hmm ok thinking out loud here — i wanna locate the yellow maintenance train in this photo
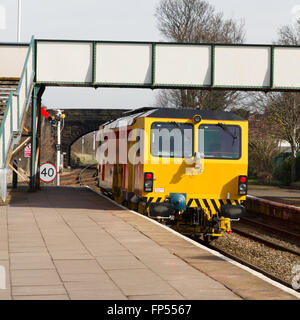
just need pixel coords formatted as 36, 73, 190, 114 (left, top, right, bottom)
97, 107, 248, 242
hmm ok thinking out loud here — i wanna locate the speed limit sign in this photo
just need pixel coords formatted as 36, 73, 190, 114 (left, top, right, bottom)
40, 162, 57, 183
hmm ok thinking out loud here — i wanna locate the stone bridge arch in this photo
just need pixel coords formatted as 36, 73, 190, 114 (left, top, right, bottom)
49, 108, 128, 166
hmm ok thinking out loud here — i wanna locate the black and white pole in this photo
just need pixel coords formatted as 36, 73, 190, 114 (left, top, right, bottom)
56, 110, 61, 186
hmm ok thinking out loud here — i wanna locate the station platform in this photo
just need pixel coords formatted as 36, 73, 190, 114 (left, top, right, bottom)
0, 186, 298, 300
248, 184, 300, 207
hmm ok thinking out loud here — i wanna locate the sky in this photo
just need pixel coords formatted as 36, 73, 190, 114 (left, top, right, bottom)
0, 0, 300, 110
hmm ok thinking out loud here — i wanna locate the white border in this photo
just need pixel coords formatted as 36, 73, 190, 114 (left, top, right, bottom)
86, 186, 300, 299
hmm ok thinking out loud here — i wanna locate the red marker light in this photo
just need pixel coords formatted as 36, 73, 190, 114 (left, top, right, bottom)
41, 106, 50, 118
145, 173, 153, 180
240, 176, 247, 183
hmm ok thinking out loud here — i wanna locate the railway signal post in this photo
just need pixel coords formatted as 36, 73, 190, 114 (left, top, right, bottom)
54, 109, 65, 186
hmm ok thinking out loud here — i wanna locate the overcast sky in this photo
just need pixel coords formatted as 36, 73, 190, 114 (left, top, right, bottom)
1, 0, 300, 109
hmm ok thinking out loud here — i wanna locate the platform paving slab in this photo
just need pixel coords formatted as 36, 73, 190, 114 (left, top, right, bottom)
12, 284, 67, 296
10, 253, 55, 270
107, 268, 184, 297
64, 280, 127, 300
128, 294, 185, 300
96, 255, 147, 270
14, 295, 69, 300
0, 186, 298, 300
11, 269, 62, 287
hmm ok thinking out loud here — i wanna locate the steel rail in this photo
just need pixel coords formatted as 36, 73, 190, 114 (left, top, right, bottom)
231, 225, 300, 256
78, 163, 97, 186
241, 216, 300, 241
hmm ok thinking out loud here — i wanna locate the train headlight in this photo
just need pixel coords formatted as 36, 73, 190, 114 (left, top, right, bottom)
193, 114, 202, 124
144, 180, 153, 188
239, 183, 247, 192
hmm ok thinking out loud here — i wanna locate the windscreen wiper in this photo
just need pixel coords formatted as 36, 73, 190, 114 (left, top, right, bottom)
217, 122, 237, 145
170, 121, 181, 129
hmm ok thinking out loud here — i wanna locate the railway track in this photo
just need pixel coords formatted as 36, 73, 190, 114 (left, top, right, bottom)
241, 216, 300, 243
231, 223, 300, 257
60, 164, 97, 186
78, 163, 98, 186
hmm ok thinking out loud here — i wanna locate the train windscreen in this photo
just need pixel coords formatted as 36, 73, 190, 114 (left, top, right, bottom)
151, 122, 194, 158
199, 124, 241, 159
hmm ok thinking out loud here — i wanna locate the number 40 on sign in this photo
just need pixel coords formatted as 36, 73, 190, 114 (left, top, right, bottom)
40, 162, 57, 183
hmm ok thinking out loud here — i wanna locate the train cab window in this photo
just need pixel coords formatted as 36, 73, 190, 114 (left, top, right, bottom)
199, 124, 241, 159
151, 122, 193, 158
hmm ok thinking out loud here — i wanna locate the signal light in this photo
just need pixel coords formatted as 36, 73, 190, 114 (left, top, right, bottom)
238, 175, 248, 195
144, 172, 153, 192
145, 173, 153, 180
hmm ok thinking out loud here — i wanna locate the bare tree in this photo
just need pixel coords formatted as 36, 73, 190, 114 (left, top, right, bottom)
249, 22, 300, 183
252, 91, 300, 182
244, 20, 300, 183
155, 0, 245, 110
248, 112, 280, 181
277, 20, 300, 45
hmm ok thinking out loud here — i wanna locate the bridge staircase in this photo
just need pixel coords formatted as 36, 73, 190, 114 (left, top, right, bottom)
0, 38, 35, 202
0, 79, 20, 126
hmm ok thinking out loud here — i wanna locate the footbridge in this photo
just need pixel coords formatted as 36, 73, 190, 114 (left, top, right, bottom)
1, 36, 300, 200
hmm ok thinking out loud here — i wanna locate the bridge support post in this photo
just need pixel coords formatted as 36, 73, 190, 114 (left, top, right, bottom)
36, 85, 44, 190
12, 159, 18, 188
30, 85, 45, 190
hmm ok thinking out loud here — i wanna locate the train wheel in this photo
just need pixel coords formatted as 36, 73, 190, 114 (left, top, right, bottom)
122, 200, 128, 207
204, 234, 220, 244
204, 234, 212, 244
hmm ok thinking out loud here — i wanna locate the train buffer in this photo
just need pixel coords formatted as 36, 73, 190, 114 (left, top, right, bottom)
0, 186, 298, 300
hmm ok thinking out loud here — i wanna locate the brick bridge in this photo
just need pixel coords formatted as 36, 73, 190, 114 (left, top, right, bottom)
48, 108, 129, 166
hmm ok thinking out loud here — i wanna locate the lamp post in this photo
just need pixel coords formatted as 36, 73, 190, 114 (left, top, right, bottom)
17, 0, 21, 42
